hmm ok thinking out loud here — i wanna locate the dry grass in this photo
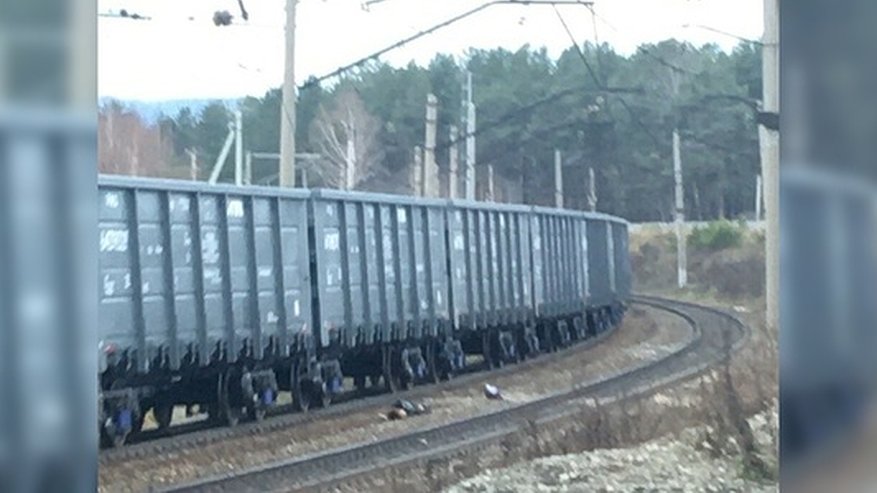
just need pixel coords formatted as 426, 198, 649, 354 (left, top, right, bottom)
626, 226, 778, 483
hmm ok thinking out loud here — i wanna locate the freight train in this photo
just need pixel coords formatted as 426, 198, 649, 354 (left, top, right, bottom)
98, 176, 632, 446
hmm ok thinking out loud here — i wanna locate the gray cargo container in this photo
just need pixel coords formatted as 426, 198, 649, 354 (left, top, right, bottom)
532, 207, 588, 318
447, 200, 536, 365
611, 220, 632, 301
446, 200, 533, 330
309, 189, 450, 346
585, 216, 613, 309
98, 177, 312, 372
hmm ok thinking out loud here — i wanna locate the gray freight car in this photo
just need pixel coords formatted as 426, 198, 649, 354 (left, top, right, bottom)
531, 207, 587, 350
531, 209, 629, 350
98, 177, 325, 446
309, 189, 460, 392
447, 199, 537, 368
610, 219, 632, 328
584, 213, 630, 327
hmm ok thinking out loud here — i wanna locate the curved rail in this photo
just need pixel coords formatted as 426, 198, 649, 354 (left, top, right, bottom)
160, 296, 749, 492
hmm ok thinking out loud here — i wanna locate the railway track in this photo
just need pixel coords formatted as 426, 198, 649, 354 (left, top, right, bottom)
155, 295, 749, 493
101, 308, 625, 465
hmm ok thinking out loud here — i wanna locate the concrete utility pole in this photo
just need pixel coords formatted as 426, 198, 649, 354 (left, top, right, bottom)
463, 72, 477, 200
554, 149, 564, 208
279, 0, 298, 187
588, 167, 597, 212
187, 149, 198, 181
234, 110, 243, 186
761, 0, 779, 332
208, 115, 241, 184
448, 125, 459, 198
673, 129, 688, 289
424, 94, 438, 197
486, 164, 495, 202
345, 137, 355, 190
413, 145, 424, 196
244, 151, 253, 185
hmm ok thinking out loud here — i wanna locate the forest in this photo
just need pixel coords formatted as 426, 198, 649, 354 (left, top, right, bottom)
98, 39, 762, 223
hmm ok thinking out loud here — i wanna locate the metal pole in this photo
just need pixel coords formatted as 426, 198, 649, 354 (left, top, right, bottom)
673, 129, 687, 288
761, 0, 779, 332
554, 149, 563, 208
234, 110, 243, 186
465, 72, 476, 200
279, 0, 297, 187
424, 94, 438, 197
448, 125, 459, 198
209, 126, 236, 184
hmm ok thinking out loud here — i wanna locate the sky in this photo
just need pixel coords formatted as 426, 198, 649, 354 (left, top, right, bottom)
98, 0, 764, 101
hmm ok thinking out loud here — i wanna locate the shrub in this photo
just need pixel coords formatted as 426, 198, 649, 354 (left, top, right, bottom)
689, 220, 744, 252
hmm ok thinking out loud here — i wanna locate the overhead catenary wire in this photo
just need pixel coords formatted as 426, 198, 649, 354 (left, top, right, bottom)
436, 83, 641, 153
552, 6, 664, 149
299, 0, 594, 91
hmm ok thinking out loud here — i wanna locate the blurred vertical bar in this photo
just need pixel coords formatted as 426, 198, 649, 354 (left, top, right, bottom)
781, 0, 877, 488
0, 0, 97, 491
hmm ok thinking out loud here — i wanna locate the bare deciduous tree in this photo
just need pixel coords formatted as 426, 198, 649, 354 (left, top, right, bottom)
99, 102, 176, 177
309, 88, 385, 190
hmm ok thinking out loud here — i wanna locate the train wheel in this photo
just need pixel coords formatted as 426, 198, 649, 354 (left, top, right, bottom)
539, 323, 556, 353
573, 316, 587, 341
381, 345, 398, 393
354, 375, 367, 391
369, 374, 383, 388
100, 424, 128, 448
292, 360, 311, 412
249, 405, 267, 422
315, 384, 333, 408
154, 401, 173, 430
218, 370, 243, 426
424, 342, 440, 384
482, 331, 495, 370
396, 349, 414, 391
248, 384, 268, 422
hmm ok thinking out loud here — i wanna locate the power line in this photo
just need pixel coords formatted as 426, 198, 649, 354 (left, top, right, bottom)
298, 0, 593, 91
479, 115, 599, 170
436, 83, 641, 153
682, 24, 764, 46
587, 7, 695, 75
587, 5, 603, 76
553, 5, 604, 88
552, 6, 663, 149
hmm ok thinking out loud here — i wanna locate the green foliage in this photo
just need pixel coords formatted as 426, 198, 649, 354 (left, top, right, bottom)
156, 40, 760, 221
688, 220, 744, 251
